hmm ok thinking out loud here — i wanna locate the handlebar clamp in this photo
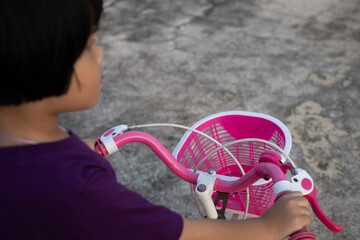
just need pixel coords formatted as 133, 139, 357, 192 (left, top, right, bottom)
273, 169, 314, 197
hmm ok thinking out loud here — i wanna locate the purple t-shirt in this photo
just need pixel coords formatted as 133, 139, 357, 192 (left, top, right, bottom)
0, 131, 183, 239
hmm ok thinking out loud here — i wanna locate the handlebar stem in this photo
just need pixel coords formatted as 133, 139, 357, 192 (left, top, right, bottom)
196, 171, 218, 219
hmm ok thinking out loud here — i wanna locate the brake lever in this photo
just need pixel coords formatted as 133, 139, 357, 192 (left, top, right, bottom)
289, 169, 343, 233
304, 186, 342, 232
260, 151, 343, 233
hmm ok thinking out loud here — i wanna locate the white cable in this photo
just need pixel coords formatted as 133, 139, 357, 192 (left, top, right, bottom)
129, 123, 250, 219
194, 138, 296, 171
129, 123, 246, 174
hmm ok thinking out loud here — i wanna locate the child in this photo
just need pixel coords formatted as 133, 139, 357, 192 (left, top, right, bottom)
0, 0, 311, 239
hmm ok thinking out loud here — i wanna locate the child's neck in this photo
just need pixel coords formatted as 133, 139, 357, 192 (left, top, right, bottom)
0, 100, 69, 146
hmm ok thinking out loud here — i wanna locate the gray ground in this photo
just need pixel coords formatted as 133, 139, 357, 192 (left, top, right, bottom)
59, 0, 360, 239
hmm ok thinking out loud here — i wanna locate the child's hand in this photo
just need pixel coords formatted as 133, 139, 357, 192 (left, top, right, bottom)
260, 191, 312, 240
82, 138, 96, 150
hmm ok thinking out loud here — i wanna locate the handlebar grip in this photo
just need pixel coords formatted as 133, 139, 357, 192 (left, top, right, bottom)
288, 228, 316, 240
95, 140, 107, 157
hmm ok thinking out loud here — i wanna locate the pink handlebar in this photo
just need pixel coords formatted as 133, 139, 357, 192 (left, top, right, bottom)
95, 131, 342, 234
96, 131, 199, 184
95, 131, 287, 192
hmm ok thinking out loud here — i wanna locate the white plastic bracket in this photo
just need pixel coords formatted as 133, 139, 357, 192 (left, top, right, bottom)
195, 170, 218, 219
273, 168, 314, 197
100, 125, 128, 155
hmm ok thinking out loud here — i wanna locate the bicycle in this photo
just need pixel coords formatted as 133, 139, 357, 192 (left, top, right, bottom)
94, 111, 342, 239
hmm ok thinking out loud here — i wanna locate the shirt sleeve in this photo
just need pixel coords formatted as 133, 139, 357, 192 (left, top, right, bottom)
71, 169, 184, 240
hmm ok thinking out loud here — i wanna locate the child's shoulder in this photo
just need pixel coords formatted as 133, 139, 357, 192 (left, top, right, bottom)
0, 130, 116, 192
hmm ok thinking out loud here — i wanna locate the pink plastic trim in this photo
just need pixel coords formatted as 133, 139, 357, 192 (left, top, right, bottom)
103, 128, 115, 137
301, 178, 312, 191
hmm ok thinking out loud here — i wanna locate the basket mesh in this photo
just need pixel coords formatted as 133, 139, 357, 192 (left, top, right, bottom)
175, 114, 288, 216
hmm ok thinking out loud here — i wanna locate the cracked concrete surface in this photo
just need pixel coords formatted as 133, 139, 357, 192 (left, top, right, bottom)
286, 100, 348, 178
59, 0, 359, 239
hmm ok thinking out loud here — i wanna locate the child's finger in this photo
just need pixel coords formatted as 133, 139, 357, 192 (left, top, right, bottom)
291, 195, 310, 208
280, 192, 310, 208
295, 206, 311, 217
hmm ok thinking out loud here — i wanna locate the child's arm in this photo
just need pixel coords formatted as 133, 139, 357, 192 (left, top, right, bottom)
82, 138, 96, 150
180, 192, 311, 240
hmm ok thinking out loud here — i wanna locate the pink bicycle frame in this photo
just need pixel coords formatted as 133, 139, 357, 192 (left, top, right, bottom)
95, 131, 342, 238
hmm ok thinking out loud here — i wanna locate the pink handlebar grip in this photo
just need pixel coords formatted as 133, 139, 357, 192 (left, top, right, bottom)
288, 228, 316, 240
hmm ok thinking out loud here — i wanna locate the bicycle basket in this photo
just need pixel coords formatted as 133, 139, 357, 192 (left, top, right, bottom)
172, 111, 292, 217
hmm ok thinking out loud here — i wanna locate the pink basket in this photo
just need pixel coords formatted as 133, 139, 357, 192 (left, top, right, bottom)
173, 111, 292, 217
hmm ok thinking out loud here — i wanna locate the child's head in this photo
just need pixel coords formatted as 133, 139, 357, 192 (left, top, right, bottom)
0, 0, 103, 107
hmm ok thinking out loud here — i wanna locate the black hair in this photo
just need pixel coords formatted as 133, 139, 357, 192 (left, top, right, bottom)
0, 0, 103, 105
